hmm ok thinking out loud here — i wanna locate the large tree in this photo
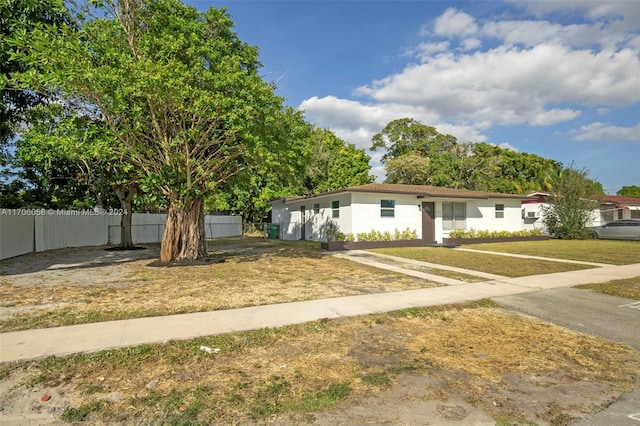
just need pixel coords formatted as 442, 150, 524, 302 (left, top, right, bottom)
471, 143, 563, 194
205, 107, 313, 223
16, 102, 139, 247
303, 128, 373, 194
207, 125, 373, 223
372, 118, 565, 194
1, 0, 71, 152
617, 185, 640, 198
1, 0, 72, 202
12, 0, 295, 262
371, 118, 458, 165
542, 164, 603, 239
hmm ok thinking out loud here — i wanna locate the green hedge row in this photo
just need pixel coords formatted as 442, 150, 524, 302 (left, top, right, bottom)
448, 228, 545, 239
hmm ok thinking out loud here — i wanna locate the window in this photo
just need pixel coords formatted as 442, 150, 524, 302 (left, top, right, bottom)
331, 201, 339, 218
495, 204, 505, 219
631, 210, 640, 219
313, 203, 320, 214
442, 202, 466, 230
601, 209, 614, 223
381, 199, 395, 217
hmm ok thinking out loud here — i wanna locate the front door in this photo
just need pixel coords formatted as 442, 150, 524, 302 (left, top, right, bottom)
300, 206, 306, 240
421, 202, 435, 243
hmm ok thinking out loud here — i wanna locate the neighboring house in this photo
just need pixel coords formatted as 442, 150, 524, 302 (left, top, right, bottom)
269, 183, 533, 243
522, 192, 640, 231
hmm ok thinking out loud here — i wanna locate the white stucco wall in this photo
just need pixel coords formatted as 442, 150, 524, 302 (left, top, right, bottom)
430, 198, 523, 241
271, 193, 528, 243
350, 193, 422, 237
271, 193, 353, 241
469, 199, 523, 232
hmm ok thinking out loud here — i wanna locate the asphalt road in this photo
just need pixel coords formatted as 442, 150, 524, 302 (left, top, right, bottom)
493, 288, 640, 426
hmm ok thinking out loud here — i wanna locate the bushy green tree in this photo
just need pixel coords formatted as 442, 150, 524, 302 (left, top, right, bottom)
372, 118, 565, 194
10, 0, 299, 262
16, 102, 140, 247
542, 165, 603, 239
304, 128, 373, 194
1, 0, 72, 204
617, 185, 640, 198
1, 0, 71, 153
371, 118, 458, 165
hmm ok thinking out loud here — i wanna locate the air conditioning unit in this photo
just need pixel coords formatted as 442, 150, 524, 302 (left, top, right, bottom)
526, 211, 540, 219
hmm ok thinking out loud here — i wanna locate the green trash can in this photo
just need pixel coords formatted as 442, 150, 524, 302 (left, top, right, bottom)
266, 223, 280, 239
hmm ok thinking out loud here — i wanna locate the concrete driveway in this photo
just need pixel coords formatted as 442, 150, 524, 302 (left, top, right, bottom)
493, 288, 640, 426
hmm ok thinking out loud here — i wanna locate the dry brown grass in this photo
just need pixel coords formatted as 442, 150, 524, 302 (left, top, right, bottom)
2, 237, 639, 424
2, 303, 637, 425
0, 238, 441, 331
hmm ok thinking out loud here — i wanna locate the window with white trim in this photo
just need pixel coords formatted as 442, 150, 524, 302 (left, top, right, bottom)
381, 199, 395, 217
443, 202, 466, 230
331, 201, 339, 218
313, 203, 320, 214
495, 204, 505, 219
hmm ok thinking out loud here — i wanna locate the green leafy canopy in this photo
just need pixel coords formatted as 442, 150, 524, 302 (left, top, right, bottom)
10, 0, 292, 206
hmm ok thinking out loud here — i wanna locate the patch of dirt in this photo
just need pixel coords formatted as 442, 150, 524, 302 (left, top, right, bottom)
0, 370, 73, 425
311, 374, 495, 426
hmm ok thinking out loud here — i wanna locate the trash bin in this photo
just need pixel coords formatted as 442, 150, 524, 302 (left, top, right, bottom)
266, 223, 280, 239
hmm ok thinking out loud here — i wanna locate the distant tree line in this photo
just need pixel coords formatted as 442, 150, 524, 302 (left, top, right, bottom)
370, 118, 606, 195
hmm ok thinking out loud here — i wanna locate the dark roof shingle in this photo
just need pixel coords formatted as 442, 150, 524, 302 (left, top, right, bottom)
273, 183, 534, 203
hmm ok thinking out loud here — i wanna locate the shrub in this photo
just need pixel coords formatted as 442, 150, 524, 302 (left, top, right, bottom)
354, 228, 418, 242
448, 228, 544, 239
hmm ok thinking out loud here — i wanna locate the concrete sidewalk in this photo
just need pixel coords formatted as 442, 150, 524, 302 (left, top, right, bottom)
1, 251, 639, 364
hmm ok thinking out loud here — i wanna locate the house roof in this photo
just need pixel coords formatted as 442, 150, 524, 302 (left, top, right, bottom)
275, 183, 535, 204
601, 195, 640, 206
525, 192, 640, 207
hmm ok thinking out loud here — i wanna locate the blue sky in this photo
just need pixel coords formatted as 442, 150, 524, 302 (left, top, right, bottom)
193, 0, 639, 194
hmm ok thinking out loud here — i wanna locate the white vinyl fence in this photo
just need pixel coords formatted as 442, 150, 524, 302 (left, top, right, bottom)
0, 209, 242, 260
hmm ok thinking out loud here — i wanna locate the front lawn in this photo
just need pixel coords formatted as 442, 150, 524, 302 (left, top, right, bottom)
576, 277, 640, 300
2, 301, 637, 425
370, 247, 594, 277
0, 237, 440, 332
468, 240, 640, 265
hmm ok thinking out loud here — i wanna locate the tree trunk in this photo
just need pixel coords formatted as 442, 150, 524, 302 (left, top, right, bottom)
160, 198, 208, 263
114, 183, 137, 249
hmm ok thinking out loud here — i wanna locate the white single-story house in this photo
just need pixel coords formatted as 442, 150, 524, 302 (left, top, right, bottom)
522, 192, 640, 231
269, 183, 533, 243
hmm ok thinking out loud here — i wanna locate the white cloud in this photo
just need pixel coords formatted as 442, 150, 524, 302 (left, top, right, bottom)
510, 0, 640, 48
530, 108, 581, 126
482, 19, 611, 48
515, 0, 638, 21
355, 44, 640, 126
298, 2, 640, 181
461, 38, 482, 51
572, 122, 640, 142
410, 41, 450, 59
433, 8, 478, 38
299, 95, 486, 148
